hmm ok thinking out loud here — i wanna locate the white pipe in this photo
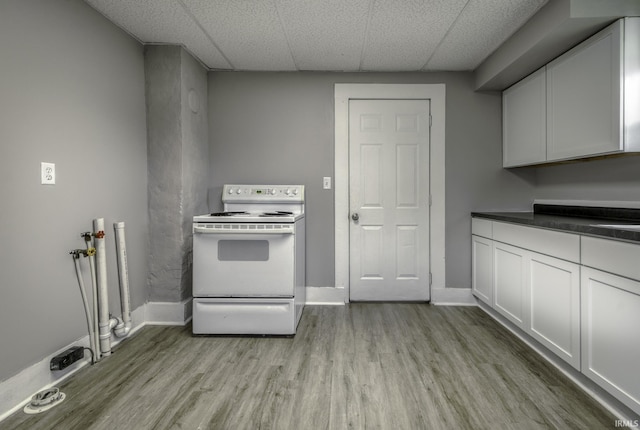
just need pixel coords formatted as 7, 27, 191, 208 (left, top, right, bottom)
84, 236, 101, 362
71, 253, 96, 364
93, 218, 111, 357
113, 221, 132, 337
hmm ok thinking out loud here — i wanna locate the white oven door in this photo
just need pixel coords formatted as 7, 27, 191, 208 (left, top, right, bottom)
192, 223, 295, 297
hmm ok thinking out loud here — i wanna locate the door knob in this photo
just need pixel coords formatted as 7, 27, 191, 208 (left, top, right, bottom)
351, 213, 359, 222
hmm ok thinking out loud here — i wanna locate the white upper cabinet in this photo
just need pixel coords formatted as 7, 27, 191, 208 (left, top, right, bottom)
624, 18, 640, 148
503, 67, 546, 167
502, 18, 640, 167
546, 20, 622, 161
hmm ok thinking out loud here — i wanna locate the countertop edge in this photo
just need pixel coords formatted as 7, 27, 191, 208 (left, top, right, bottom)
472, 212, 640, 243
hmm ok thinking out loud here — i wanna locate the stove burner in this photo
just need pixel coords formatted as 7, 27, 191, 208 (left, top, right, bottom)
261, 211, 294, 217
210, 211, 248, 216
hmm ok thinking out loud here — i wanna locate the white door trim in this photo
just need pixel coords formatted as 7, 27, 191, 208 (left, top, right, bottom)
335, 83, 446, 303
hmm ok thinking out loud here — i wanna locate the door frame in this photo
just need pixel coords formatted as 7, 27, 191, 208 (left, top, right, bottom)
335, 83, 446, 303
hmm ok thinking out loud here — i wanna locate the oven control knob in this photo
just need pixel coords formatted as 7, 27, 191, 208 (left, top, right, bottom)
293, 189, 298, 195
228, 188, 234, 194
236, 189, 242, 194
270, 189, 277, 195
285, 188, 291, 195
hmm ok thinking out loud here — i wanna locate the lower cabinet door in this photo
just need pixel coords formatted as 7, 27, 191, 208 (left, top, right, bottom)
581, 267, 640, 415
493, 242, 529, 330
472, 235, 493, 305
528, 253, 580, 369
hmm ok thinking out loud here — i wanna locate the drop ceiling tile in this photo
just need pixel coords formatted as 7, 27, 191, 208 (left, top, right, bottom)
85, 0, 231, 69
275, 0, 371, 71
424, 0, 547, 71
361, 0, 467, 71
182, 0, 297, 71
86, 0, 552, 72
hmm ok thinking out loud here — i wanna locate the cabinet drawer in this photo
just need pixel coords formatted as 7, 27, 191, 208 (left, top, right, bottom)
493, 222, 579, 263
471, 218, 492, 239
582, 236, 640, 281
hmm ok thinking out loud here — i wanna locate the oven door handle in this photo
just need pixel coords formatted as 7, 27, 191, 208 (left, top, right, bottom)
193, 226, 294, 235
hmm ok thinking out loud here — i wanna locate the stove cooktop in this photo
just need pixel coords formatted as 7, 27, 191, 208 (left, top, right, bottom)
194, 184, 305, 224
194, 211, 304, 223
209, 211, 293, 217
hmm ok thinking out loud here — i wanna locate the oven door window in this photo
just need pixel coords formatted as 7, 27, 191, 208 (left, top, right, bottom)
218, 240, 269, 261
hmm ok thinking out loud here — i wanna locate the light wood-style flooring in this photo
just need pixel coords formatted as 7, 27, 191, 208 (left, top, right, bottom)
2, 304, 616, 429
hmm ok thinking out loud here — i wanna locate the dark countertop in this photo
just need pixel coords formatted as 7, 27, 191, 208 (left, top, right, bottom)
472, 204, 640, 243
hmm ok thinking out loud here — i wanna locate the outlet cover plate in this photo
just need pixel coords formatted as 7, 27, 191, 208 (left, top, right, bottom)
41, 162, 55, 185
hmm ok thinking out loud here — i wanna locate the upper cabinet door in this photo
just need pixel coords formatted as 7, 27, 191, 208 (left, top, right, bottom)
546, 20, 623, 161
503, 67, 546, 167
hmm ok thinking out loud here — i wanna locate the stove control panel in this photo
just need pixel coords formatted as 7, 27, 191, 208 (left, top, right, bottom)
222, 184, 305, 203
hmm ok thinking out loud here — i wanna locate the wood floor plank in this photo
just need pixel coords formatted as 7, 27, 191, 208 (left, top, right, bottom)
1, 304, 621, 430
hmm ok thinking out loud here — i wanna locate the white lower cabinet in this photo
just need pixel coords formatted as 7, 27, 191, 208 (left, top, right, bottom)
472, 218, 640, 414
493, 242, 528, 330
491, 242, 581, 369
581, 267, 640, 414
471, 235, 493, 305
528, 253, 580, 370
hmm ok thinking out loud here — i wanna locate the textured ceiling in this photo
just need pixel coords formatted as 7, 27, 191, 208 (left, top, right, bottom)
85, 0, 548, 72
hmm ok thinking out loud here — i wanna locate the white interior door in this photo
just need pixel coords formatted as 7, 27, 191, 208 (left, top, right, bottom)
349, 99, 430, 301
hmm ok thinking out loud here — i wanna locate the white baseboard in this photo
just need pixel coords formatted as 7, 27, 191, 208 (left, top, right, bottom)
305, 286, 346, 305
304, 286, 476, 306
0, 341, 91, 423
430, 288, 475, 305
0, 304, 146, 422
0, 297, 212, 422
145, 298, 193, 325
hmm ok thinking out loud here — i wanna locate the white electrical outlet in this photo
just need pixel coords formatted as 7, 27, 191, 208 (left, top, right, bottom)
323, 176, 332, 190
41, 162, 55, 185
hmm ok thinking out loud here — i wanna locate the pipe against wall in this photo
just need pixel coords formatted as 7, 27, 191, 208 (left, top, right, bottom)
93, 218, 111, 357
83, 235, 101, 362
113, 221, 132, 337
71, 252, 96, 364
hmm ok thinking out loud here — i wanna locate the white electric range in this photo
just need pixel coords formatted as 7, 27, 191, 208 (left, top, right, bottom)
192, 184, 305, 335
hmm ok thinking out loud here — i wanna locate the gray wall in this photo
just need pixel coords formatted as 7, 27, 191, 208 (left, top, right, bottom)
533, 156, 640, 201
0, 0, 148, 382
208, 72, 536, 290
145, 46, 209, 302
179, 49, 209, 300
146, 46, 183, 302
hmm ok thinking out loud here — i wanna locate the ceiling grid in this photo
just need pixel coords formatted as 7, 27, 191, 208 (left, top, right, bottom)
85, 0, 548, 72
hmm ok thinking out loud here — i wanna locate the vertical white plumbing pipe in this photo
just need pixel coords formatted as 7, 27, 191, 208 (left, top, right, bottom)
84, 236, 101, 362
93, 218, 111, 357
113, 222, 132, 337
72, 253, 96, 364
